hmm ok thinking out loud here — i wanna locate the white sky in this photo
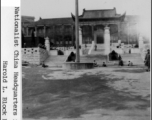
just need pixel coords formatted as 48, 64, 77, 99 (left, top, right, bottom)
21, 0, 151, 20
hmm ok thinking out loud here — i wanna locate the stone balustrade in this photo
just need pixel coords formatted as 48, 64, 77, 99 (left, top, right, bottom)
22, 47, 49, 64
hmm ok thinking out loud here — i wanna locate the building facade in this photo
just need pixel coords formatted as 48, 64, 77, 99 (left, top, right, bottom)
22, 8, 141, 48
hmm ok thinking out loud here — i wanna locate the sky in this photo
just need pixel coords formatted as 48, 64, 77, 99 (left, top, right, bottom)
21, 0, 151, 37
21, 0, 151, 20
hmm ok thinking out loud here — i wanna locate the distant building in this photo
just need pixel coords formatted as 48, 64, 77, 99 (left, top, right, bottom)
22, 8, 143, 48
22, 16, 35, 34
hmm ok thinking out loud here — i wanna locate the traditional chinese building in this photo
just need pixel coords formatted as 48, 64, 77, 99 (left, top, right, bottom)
22, 8, 141, 48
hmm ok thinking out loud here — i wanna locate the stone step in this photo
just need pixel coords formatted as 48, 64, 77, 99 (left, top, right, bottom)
121, 53, 144, 65
45, 55, 107, 66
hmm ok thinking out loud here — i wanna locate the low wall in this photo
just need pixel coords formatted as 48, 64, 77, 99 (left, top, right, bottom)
131, 49, 140, 53
22, 47, 49, 64
49, 50, 58, 56
62, 62, 94, 70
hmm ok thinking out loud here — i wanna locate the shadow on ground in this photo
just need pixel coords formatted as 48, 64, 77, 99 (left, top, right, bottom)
114, 68, 146, 73
22, 67, 150, 119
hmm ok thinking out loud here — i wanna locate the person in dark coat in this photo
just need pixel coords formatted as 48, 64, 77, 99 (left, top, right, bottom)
42, 61, 48, 68
128, 61, 133, 66
70, 52, 76, 62
94, 44, 97, 51
145, 49, 150, 71
93, 60, 98, 67
119, 59, 124, 66
118, 54, 122, 60
109, 50, 119, 61
66, 52, 76, 62
102, 62, 107, 67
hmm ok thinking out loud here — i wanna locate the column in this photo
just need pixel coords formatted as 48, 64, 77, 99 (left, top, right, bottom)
71, 25, 74, 46
35, 26, 37, 37
91, 25, 94, 40
79, 27, 82, 46
45, 37, 50, 52
62, 25, 65, 47
117, 23, 120, 40
26, 27, 29, 36
139, 34, 144, 49
93, 25, 97, 44
136, 23, 139, 44
53, 26, 55, 45
34, 26, 37, 46
104, 26, 111, 55
79, 27, 83, 56
22, 26, 25, 34
44, 25, 46, 38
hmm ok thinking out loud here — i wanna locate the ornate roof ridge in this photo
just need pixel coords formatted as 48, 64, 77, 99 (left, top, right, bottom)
36, 17, 72, 22
84, 7, 116, 12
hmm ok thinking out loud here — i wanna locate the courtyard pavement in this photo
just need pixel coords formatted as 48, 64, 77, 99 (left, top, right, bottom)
22, 65, 150, 120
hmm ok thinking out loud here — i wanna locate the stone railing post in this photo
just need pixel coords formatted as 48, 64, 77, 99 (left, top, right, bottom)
139, 35, 144, 49
79, 27, 82, 47
104, 26, 111, 55
45, 37, 50, 52
79, 27, 83, 55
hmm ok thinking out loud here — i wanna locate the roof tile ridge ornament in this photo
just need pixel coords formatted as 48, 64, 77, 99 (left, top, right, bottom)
82, 8, 85, 17
85, 8, 115, 12
114, 7, 117, 16
39, 17, 42, 21
121, 11, 126, 21
71, 13, 75, 21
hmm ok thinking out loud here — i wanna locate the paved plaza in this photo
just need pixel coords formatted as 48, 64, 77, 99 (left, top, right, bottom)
22, 65, 150, 120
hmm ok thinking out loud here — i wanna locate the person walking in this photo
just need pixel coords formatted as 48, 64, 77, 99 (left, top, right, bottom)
145, 49, 150, 71
94, 44, 97, 51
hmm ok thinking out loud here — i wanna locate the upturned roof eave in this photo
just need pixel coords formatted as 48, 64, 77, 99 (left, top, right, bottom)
71, 11, 126, 22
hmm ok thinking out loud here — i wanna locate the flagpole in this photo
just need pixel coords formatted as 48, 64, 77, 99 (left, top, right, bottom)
75, 0, 80, 62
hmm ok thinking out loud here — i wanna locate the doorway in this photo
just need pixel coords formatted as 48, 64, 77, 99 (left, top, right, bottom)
94, 29, 104, 44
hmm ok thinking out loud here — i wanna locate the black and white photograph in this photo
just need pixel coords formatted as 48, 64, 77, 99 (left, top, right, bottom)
21, 0, 151, 120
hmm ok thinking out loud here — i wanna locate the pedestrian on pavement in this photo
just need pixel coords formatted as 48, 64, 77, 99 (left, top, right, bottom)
119, 59, 124, 66
145, 49, 150, 71
102, 62, 107, 67
94, 44, 97, 51
42, 61, 48, 68
93, 60, 98, 67
128, 61, 133, 66
118, 54, 122, 60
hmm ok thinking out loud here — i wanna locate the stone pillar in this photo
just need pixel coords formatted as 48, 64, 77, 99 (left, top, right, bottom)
62, 25, 65, 47
71, 25, 74, 46
94, 32, 97, 44
91, 25, 94, 40
35, 26, 37, 37
118, 39, 121, 45
45, 37, 50, 52
79, 27, 82, 46
139, 35, 144, 49
53, 26, 55, 44
117, 23, 120, 39
26, 27, 29, 36
79, 27, 83, 56
104, 26, 111, 55
44, 25, 46, 38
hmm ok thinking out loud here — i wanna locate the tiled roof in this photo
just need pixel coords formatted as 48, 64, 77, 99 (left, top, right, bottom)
28, 17, 74, 27
80, 8, 121, 18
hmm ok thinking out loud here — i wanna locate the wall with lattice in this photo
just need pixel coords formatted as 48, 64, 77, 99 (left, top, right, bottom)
22, 47, 48, 64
